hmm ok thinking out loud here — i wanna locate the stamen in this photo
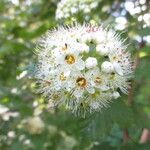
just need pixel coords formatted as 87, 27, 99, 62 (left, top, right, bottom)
65, 54, 75, 64
94, 76, 102, 85
59, 72, 66, 81
76, 77, 87, 87
62, 43, 68, 51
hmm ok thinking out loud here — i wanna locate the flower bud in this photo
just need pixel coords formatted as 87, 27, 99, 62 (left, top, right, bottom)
112, 91, 120, 99
93, 32, 106, 43
96, 44, 109, 56
85, 57, 98, 69
80, 34, 92, 43
25, 116, 45, 134
101, 61, 114, 73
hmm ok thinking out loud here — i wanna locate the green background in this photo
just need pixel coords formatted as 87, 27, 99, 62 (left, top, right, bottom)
0, 0, 150, 149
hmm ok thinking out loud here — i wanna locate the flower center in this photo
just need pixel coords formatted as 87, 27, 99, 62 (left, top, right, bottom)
59, 72, 66, 81
94, 76, 102, 85
76, 77, 87, 87
65, 55, 75, 64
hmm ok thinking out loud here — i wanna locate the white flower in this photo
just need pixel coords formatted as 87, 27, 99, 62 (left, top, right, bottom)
85, 57, 98, 69
87, 68, 109, 91
35, 23, 133, 116
72, 71, 95, 98
24, 116, 45, 134
51, 44, 85, 71
55, 0, 99, 20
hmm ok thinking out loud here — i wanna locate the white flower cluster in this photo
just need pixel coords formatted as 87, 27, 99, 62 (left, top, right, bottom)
35, 24, 133, 116
55, 0, 98, 20
24, 116, 45, 134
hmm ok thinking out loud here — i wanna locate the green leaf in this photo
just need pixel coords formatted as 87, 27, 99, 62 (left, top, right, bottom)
86, 99, 135, 140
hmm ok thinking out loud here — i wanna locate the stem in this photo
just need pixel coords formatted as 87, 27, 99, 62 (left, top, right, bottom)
123, 128, 130, 143
140, 129, 150, 143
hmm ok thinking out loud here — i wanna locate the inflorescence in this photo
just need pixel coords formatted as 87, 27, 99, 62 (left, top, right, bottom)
35, 23, 133, 117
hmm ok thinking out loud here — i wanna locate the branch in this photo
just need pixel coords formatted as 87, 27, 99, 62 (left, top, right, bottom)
140, 129, 150, 144
123, 128, 130, 143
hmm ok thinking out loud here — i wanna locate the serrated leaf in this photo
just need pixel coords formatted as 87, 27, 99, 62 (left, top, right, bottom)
85, 99, 135, 140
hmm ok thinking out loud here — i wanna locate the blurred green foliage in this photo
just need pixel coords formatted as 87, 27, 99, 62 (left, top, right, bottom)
0, 0, 150, 150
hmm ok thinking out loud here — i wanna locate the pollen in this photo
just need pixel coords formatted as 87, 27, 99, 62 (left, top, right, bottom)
76, 77, 87, 87
65, 54, 75, 64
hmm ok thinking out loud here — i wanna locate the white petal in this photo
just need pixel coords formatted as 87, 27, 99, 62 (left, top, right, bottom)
77, 43, 89, 53
86, 86, 95, 94
80, 33, 92, 43
63, 70, 71, 77
112, 91, 120, 99
67, 80, 76, 89
99, 85, 110, 91
90, 102, 99, 109
94, 32, 106, 43
73, 88, 84, 98
71, 7, 77, 14
113, 62, 123, 76
75, 59, 85, 70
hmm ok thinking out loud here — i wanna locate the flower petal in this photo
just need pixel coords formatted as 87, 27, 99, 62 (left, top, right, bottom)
75, 59, 85, 70
100, 85, 110, 91
86, 86, 95, 94
113, 62, 123, 76
73, 88, 84, 98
